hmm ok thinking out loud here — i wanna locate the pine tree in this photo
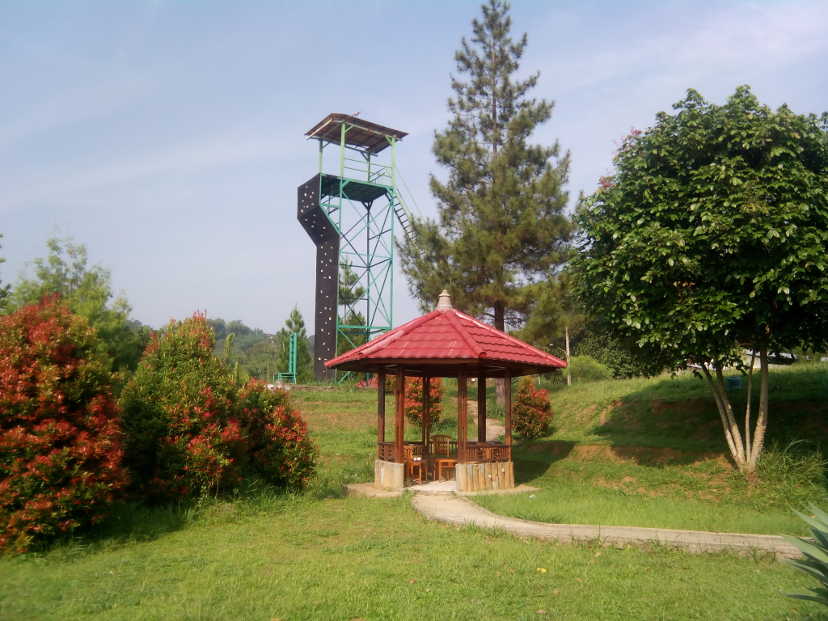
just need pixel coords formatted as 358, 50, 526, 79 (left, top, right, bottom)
276, 306, 312, 383
338, 261, 364, 309
400, 0, 573, 332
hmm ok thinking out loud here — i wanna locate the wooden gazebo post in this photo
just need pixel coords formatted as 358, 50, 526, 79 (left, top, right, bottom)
394, 368, 405, 463
422, 377, 431, 450
477, 374, 486, 443
377, 372, 386, 458
504, 370, 512, 449
457, 375, 468, 463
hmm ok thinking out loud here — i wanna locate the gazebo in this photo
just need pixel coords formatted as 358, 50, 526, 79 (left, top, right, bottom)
325, 291, 567, 492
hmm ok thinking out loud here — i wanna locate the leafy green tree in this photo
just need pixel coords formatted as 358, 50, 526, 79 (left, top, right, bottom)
574, 327, 666, 379
277, 307, 312, 383
574, 86, 828, 473
208, 318, 279, 380
7, 238, 148, 374
517, 271, 584, 352
400, 0, 572, 332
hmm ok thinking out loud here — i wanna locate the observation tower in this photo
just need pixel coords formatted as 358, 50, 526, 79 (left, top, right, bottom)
297, 114, 410, 380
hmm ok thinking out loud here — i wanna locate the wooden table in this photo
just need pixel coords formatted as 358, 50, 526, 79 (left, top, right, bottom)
432, 457, 456, 481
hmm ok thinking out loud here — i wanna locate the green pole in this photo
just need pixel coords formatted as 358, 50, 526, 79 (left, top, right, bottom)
289, 332, 297, 382
318, 141, 323, 174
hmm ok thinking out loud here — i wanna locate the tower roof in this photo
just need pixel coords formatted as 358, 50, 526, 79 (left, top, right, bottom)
306, 113, 407, 154
325, 306, 567, 378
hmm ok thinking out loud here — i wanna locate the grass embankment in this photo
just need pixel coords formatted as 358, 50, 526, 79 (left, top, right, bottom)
1, 375, 826, 619
475, 364, 828, 536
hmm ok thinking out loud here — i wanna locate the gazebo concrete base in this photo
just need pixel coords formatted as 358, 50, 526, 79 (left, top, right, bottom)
456, 461, 515, 493
374, 459, 404, 490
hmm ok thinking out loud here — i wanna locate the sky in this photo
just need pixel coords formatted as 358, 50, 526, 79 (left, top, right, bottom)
2, 0, 826, 335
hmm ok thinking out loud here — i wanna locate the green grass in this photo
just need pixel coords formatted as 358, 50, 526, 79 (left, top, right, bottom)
473, 364, 828, 536
0, 494, 821, 620
2, 368, 828, 619
539, 363, 828, 450
475, 450, 816, 535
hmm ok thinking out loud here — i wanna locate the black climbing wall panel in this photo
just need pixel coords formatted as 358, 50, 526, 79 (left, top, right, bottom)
297, 174, 338, 381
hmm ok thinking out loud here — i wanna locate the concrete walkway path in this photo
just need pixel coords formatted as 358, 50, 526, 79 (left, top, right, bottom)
411, 493, 801, 559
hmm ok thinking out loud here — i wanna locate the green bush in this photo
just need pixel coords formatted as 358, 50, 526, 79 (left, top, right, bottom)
569, 355, 612, 383
512, 377, 553, 439
235, 381, 316, 489
575, 331, 667, 378
0, 297, 128, 553
119, 314, 239, 500
119, 314, 316, 501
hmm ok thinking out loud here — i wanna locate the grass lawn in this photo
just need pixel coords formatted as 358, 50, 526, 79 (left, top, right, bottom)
0, 495, 822, 620
475, 365, 828, 536
1, 373, 827, 619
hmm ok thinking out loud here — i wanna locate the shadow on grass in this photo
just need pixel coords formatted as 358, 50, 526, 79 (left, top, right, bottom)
44, 471, 362, 557
512, 438, 574, 485
89, 500, 193, 545
589, 369, 828, 455
508, 366, 828, 499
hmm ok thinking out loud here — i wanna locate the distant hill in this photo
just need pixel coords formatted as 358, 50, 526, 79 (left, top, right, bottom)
207, 318, 277, 380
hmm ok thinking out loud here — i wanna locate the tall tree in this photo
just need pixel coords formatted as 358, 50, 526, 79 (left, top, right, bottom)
277, 306, 313, 383
574, 86, 828, 474
516, 271, 584, 352
7, 237, 148, 374
400, 0, 573, 331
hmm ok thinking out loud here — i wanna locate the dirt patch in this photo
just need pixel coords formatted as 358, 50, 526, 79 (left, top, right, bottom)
598, 401, 622, 426
650, 399, 710, 418
574, 404, 598, 426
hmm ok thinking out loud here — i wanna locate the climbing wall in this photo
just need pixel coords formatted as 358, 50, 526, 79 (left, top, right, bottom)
297, 174, 338, 381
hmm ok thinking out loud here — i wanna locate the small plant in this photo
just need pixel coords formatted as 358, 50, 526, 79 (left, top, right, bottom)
0, 297, 128, 553
512, 377, 553, 439
403, 377, 442, 427
785, 504, 828, 607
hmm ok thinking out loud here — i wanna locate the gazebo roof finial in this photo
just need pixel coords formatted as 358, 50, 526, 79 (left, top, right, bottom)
436, 289, 453, 311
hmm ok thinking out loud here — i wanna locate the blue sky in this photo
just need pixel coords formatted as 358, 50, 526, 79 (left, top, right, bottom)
2, 0, 826, 333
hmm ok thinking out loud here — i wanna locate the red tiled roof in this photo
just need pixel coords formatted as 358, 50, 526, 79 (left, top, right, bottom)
325, 308, 566, 377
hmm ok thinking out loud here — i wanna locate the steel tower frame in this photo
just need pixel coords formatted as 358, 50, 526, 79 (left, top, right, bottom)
297, 114, 409, 381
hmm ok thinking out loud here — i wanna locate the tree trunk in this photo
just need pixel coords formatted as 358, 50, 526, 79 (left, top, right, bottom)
494, 301, 506, 407
702, 350, 770, 476
701, 363, 748, 471
748, 347, 770, 470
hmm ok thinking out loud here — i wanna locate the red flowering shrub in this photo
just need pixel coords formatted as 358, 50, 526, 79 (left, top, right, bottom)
512, 377, 553, 439
119, 314, 316, 501
403, 377, 442, 427
235, 381, 316, 489
119, 314, 241, 500
0, 297, 127, 553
